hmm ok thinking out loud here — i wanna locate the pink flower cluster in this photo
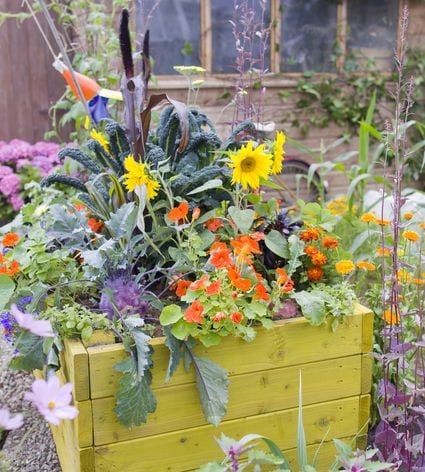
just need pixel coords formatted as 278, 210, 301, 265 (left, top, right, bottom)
0, 139, 60, 212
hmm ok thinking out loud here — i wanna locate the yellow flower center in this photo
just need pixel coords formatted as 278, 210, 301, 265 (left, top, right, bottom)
47, 401, 56, 410
241, 157, 256, 172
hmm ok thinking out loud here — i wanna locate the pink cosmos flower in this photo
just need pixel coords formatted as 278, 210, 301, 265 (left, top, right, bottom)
11, 304, 54, 337
0, 408, 24, 430
24, 376, 79, 426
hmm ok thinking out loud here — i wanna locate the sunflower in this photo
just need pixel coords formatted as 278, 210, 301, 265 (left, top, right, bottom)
90, 129, 109, 152
123, 155, 160, 199
228, 141, 272, 190
271, 131, 286, 175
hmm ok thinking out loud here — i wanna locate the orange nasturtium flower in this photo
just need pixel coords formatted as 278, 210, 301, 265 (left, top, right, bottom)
175, 279, 191, 297
335, 260, 356, 275
383, 308, 400, 325
167, 201, 189, 222
230, 312, 243, 324
228, 267, 252, 292
205, 218, 224, 232
184, 300, 204, 323
307, 266, 324, 282
2, 233, 19, 247
276, 268, 295, 293
87, 218, 104, 233
210, 248, 233, 269
206, 280, 221, 296
254, 282, 270, 301
402, 230, 420, 242
189, 274, 209, 291
356, 261, 377, 271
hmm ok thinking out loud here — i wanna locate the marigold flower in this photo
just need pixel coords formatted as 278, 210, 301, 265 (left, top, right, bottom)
175, 279, 191, 297
376, 247, 391, 257
205, 218, 224, 232
87, 218, 104, 233
375, 218, 391, 227
403, 212, 414, 220
356, 261, 376, 271
304, 245, 318, 257
311, 251, 327, 266
276, 268, 295, 292
327, 197, 350, 215
228, 266, 252, 292
230, 312, 243, 324
184, 300, 204, 323
2, 232, 19, 247
271, 131, 286, 175
412, 278, 425, 285
254, 282, 270, 301
307, 266, 324, 282
383, 308, 400, 325
123, 155, 160, 199
420, 223, 425, 230
402, 230, 420, 242
228, 141, 273, 190
397, 269, 412, 283
210, 248, 233, 268
299, 228, 320, 242
167, 201, 189, 222
206, 280, 221, 295
321, 236, 338, 249
335, 260, 355, 275
189, 274, 209, 291
360, 213, 377, 223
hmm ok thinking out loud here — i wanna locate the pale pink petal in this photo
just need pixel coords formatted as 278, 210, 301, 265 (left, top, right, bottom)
0, 408, 24, 430
6, 413, 24, 429
55, 406, 79, 420
11, 304, 25, 325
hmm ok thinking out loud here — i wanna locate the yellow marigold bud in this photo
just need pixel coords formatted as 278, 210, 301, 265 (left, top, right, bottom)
402, 230, 420, 242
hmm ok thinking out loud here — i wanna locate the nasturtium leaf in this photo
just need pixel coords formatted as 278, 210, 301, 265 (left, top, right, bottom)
191, 354, 229, 426
9, 331, 46, 371
160, 304, 183, 326
292, 291, 326, 326
197, 332, 222, 347
228, 206, 255, 234
171, 319, 190, 340
264, 230, 289, 259
0, 275, 14, 312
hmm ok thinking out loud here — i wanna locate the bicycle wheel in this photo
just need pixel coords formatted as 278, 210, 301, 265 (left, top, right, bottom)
268, 158, 323, 206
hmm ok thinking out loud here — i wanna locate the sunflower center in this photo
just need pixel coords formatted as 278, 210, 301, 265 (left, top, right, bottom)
240, 157, 256, 172
47, 401, 56, 410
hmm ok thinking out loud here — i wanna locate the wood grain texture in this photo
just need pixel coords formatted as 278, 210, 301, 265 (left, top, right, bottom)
62, 337, 90, 401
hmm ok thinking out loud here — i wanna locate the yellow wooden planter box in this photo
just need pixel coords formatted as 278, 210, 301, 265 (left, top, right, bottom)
50, 304, 373, 472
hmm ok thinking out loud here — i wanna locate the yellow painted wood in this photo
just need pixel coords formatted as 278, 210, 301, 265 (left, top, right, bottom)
358, 394, 371, 435
88, 308, 367, 399
83, 330, 115, 347
361, 353, 373, 395
62, 337, 90, 401
92, 355, 362, 445
93, 396, 361, 472
361, 307, 374, 353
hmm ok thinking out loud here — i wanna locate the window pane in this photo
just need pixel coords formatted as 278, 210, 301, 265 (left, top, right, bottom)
280, 0, 337, 72
347, 0, 398, 71
212, 1, 271, 74
142, 0, 201, 75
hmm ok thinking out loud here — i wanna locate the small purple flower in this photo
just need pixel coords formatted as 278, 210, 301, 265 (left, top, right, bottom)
0, 311, 15, 343
0, 408, 24, 431
11, 304, 54, 337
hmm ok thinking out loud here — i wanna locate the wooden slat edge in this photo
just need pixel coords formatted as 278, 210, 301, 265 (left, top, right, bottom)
361, 308, 374, 353
361, 353, 373, 395
63, 337, 90, 401
358, 394, 371, 435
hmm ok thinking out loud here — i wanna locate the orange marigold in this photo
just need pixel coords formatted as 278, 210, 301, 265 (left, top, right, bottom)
167, 201, 189, 222
307, 266, 324, 282
412, 278, 425, 285
2, 233, 19, 247
402, 230, 420, 242
311, 251, 328, 266
376, 247, 392, 257
175, 279, 191, 297
321, 236, 338, 249
184, 300, 204, 323
299, 228, 320, 242
205, 218, 223, 232
420, 223, 425, 230
403, 212, 414, 220
383, 308, 400, 325
360, 213, 377, 223
304, 245, 318, 257
356, 261, 376, 271
375, 218, 391, 227
335, 260, 355, 275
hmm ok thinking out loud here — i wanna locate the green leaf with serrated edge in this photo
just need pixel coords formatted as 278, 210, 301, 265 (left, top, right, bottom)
160, 304, 183, 326
186, 347, 229, 426
132, 330, 153, 381
247, 449, 285, 465
163, 326, 182, 382
0, 275, 14, 311
105, 202, 137, 240
9, 332, 46, 371
228, 206, 255, 234
186, 179, 223, 195
264, 230, 289, 259
114, 366, 157, 428
292, 291, 326, 326
286, 234, 305, 276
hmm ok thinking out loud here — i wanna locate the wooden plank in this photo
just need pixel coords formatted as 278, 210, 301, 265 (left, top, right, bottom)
361, 307, 374, 352
88, 308, 367, 399
358, 394, 371, 436
93, 396, 361, 472
361, 353, 373, 395
92, 355, 362, 445
62, 337, 90, 401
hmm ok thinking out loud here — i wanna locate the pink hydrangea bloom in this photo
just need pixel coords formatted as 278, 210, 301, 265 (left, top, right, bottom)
11, 304, 54, 338
0, 165, 12, 178
9, 194, 24, 211
0, 173, 20, 197
0, 408, 24, 430
24, 376, 79, 426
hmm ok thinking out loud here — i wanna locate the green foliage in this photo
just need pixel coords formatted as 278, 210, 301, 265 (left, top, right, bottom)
8, 331, 46, 371
0, 275, 15, 312
42, 304, 110, 342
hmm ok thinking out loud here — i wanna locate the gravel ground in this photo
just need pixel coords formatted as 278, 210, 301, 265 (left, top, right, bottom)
0, 339, 61, 472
